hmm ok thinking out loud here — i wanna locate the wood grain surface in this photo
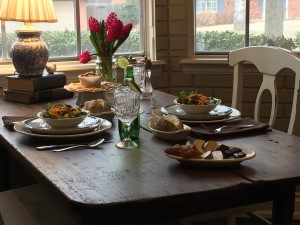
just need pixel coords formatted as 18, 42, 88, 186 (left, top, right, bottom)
0, 90, 299, 225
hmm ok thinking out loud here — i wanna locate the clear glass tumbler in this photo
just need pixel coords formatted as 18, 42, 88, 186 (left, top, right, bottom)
114, 85, 141, 149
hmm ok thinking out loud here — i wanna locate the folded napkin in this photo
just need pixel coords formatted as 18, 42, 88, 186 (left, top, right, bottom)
190, 117, 270, 137
2, 116, 33, 130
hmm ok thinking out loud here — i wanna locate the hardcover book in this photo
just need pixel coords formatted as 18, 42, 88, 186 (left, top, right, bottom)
4, 88, 74, 104
6, 72, 67, 92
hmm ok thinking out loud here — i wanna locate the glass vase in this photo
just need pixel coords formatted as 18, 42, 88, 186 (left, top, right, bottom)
97, 56, 114, 82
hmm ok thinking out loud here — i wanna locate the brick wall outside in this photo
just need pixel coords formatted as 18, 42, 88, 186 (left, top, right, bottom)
154, 1, 296, 133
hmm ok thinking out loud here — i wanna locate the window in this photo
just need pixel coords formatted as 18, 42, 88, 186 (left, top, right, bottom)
198, 0, 218, 12
0, 0, 146, 61
195, 0, 300, 54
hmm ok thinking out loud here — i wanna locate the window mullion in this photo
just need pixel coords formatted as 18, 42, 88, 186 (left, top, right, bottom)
245, 0, 250, 47
1, 20, 7, 60
75, 0, 81, 57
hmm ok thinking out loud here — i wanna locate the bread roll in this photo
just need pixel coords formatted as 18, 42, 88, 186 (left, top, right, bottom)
153, 115, 183, 132
83, 99, 111, 114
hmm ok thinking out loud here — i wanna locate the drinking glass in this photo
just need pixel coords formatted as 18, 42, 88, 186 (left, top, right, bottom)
132, 62, 146, 91
114, 85, 141, 149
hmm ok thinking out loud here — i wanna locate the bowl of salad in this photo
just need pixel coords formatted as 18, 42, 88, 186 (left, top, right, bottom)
174, 91, 221, 114
37, 103, 88, 128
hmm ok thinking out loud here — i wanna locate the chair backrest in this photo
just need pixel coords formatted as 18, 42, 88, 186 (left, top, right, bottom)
228, 46, 300, 135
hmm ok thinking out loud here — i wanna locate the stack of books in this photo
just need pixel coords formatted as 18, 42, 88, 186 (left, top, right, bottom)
4, 72, 74, 104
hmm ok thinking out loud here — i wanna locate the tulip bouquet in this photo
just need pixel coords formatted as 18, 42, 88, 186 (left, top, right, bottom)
79, 12, 132, 82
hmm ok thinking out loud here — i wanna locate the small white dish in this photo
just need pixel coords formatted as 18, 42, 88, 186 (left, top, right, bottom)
148, 116, 191, 141
37, 111, 87, 129
174, 98, 221, 114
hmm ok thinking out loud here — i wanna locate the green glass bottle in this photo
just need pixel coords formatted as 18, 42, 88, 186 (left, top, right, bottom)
118, 65, 140, 140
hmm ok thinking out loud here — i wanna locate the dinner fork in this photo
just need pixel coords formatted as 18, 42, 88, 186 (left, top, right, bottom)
214, 124, 254, 133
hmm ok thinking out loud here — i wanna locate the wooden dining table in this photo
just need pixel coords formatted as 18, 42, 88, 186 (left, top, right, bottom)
0, 90, 300, 225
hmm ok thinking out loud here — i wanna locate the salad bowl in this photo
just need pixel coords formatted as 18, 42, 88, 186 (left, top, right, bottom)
37, 104, 87, 128
174, 91, 221, 114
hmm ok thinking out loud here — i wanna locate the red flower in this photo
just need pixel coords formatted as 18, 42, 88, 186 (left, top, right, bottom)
79, 51, 91, 64
106, 19, 123, 42
88, 17, 100, 32
105, 12, 117, 30
121, 23, 133, 40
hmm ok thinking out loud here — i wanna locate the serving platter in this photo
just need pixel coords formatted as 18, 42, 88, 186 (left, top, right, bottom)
14, 119, 112, 139
153, 107, 241, 124
23, 116, 102, 135
165, 147, 255, 167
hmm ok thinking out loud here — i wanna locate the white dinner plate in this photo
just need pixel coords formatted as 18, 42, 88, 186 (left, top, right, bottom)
152, 107, 241, 124
165, 147, 255, 167
23, 116, 103, 135
14, 119, 112, 138
160, 104, 232, 121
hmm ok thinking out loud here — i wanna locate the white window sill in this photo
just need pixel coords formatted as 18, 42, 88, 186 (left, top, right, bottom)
180, 57, 229, 73
0, 60, 166, 76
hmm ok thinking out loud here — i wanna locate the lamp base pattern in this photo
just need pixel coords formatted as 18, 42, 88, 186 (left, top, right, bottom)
11, 31, 49, 78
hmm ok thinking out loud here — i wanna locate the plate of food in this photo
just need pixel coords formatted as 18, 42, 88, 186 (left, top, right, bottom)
148, 115, 191, 141
174, 90, 221, 114
37, 103, 88, 129
82, 99, 115, 121
164, 139, 255, 167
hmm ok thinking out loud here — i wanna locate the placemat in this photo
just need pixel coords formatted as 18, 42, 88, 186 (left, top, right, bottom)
2, 116, 33, 130
190, 117, 270, 137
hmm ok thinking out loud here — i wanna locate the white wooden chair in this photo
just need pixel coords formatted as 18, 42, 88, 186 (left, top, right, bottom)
0, 184, 78, 225
229, 46, 300, 135
181, 46, 300, 225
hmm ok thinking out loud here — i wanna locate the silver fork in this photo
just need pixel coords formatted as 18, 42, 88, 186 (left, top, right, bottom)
214, 124, 254, 133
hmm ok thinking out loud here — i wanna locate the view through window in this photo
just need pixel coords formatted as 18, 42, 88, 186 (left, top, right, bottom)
195, 0, 300, 53
0, 0, 144, 60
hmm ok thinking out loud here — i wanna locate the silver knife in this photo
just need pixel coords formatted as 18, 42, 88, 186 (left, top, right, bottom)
36, 143, 78, 151
36, 140, 111, 151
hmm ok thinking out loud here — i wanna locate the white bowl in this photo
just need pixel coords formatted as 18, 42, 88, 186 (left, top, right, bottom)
37, 111, 87, 128
148, 116, 191, 141
174, 98, 221, 114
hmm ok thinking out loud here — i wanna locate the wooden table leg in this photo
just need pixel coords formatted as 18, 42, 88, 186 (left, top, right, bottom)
272, 184, 295, 225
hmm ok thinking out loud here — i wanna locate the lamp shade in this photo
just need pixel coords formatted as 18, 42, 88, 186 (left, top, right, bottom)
0, 0, 58, 77
0, 0, 57, 23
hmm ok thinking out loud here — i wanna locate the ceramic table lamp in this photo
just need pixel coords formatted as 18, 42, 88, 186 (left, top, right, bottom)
0, 0, 57, 77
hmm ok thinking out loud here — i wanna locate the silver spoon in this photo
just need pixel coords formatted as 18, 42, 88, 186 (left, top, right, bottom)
52, 138, 105, 152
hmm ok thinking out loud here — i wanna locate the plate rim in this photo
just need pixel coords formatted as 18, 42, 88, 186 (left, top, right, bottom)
23, 116, 102, 135
153, 107, 241, 124
14, 119, 112, 138
161, 104, 232, 121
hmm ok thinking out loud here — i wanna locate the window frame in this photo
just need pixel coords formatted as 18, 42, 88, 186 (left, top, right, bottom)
189, 0, 300, 60
0, 0, 155, 66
